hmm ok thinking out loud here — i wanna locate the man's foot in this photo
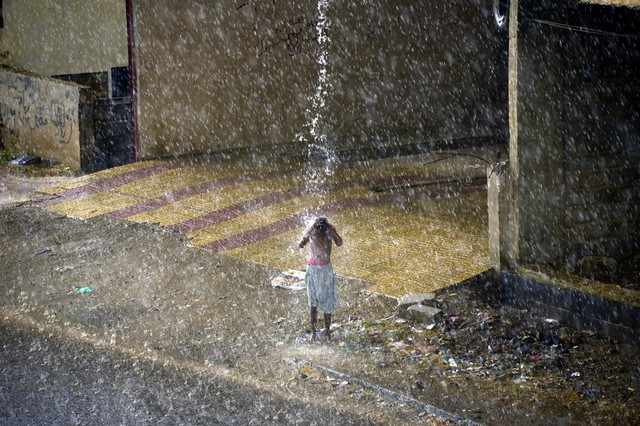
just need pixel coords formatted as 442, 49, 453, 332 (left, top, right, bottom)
310, 331, 317, 342
325, 331, 332, 343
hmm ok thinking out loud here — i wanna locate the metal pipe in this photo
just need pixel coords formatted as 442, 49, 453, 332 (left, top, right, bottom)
126, 0, 138, 163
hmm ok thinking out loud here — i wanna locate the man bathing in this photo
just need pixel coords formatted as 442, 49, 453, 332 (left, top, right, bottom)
299, 217, 343, 342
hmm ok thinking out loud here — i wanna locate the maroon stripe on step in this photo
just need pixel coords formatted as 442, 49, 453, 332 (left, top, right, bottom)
32, 162, 184, 208
109, 167, 474, 222
167, 188, 307, 233
200, 184, 485, 253
165, 174, 396, 234
163, 172, 453, 234
107, 169, 298, 219
165, 182, 363, 234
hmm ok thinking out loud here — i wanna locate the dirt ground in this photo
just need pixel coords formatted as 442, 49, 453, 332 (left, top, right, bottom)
1, 159, 639, 425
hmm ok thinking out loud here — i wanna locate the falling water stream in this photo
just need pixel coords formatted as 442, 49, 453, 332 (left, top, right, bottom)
303, 0, 335, 197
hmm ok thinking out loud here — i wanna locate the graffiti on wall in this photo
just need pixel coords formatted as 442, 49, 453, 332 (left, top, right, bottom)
236, 1, 320, 59
0, 73, 76, 146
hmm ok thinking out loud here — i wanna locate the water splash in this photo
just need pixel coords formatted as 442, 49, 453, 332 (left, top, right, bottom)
302, 0, 336, 194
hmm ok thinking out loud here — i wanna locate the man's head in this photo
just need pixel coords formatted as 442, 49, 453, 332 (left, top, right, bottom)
314, 217, 329, 232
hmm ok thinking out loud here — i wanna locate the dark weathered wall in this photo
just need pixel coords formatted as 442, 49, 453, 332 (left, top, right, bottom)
506, 0, 640, 278
0, 0, 128, 76
562, 29, 640, 274
134, 0, 507, 158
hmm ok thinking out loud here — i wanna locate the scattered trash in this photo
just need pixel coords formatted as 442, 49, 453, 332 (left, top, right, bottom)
73, 286, 94, 294
583, 389, 599, 399
515, 344, 531, 356
321, 284, 638, 417
271, 269, 305, 290
514, 375, 528, 384
10, 154, 42, 166
273, 316, 286, 324
477, 310, 498, 326
33, 248, 51, 255
444, 356, 458, 368
389, 341, 409, 350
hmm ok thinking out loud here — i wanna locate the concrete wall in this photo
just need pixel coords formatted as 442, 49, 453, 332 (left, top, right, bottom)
504, 0, 640, 280
134, 0, 507, 159
0, 69, 94, 171
0, 0, 128, 76
1, 1, 507, 166
563, 32, 640, 276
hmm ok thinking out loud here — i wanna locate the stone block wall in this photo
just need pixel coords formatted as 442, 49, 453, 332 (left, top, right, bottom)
501, 269, 640, 343
506, 0, 640, 283
562, 32, 640, 277
0, 68, 94, 172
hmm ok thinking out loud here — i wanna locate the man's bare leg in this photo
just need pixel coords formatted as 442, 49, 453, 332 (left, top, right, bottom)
324, 313, 332, 343
310, 307, 318, 341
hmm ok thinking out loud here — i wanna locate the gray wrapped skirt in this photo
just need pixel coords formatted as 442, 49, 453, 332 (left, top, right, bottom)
305, 264, 338, 313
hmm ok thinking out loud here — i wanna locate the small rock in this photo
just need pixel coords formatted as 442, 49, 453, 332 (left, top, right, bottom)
397, 293, 436, 313
404, 304, 443, 324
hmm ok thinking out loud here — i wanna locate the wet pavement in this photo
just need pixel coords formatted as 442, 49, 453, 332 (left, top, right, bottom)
2, 145, 639, 425
31, 146, 499, 299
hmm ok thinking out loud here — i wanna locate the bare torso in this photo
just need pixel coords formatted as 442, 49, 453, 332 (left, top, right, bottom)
308, 230, 333, 263
299, 219, 342, 264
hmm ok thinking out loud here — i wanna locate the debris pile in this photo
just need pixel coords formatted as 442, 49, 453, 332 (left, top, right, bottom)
333, 285, 640, 423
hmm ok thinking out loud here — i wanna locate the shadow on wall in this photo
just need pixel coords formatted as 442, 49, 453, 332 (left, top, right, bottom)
54, 66, 135, 172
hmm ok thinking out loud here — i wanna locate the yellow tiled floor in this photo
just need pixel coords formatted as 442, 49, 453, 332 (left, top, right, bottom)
38, 147, 497, 299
